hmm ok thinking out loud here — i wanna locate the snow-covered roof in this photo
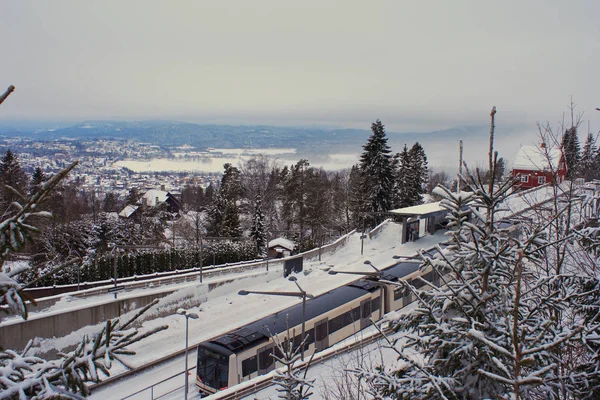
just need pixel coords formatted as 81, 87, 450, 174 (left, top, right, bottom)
140, 189, 169, 206
389, 201, 445, 217
513, 145, 563, 172
118, 204, 139, 218
268, 238, 295, 251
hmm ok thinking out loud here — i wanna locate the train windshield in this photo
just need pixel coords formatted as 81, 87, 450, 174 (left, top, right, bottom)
197, 345, 229, 391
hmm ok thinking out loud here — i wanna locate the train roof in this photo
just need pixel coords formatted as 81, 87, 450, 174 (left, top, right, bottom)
209, 280, 380, 353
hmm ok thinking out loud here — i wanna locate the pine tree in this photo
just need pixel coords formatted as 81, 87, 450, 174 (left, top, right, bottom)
393, 145, 412, 208
494, 156, 505, 183
304, 168, 332, 240
207, 192, 226, 237
347, 164, 365, 228
407, 142, 428, 205
580, 132, 597, 181
562, 126, 581, 179
220, 163, 243, 201
250, 192, 267, 256
282, 159, 310, 237
29, 167, 46, 196
0, 149, 29, 214
221, 199, 242, 238
102, 192, 118, 212
359, 120, 394, 222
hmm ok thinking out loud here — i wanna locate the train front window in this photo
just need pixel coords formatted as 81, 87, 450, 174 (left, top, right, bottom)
197, 346, 229, 390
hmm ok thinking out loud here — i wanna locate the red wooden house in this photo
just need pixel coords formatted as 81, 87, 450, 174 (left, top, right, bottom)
512, 144, 567, 189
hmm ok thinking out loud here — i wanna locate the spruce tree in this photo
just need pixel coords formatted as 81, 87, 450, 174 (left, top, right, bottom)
221, 199, 242, 238
407, 142, 428, 205
220, 163, 243, 201
250, 192, 267, 256
562, 126, 581, 179
207, 192, 226, 237
580, 132, 597, 181
304, 168, 332, 239
0, 149, 29, 214
359, 120, 394, 222
29, 167, 46, 196
394, 145, 412, 208
347, 164, 365, 228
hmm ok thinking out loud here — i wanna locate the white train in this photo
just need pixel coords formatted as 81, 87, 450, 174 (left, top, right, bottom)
195, 251, 442, 395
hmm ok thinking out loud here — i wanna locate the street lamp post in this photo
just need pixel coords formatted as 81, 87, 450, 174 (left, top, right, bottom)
238, 277, 314, 361
178, 308, 199, 400
328, 260, 386, 319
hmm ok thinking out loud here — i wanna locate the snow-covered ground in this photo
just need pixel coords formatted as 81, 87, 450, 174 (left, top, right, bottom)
89, 223, 447, 399
17, 183, 561, 400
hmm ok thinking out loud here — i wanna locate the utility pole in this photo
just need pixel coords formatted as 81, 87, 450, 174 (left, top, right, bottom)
457, 139, 463, 193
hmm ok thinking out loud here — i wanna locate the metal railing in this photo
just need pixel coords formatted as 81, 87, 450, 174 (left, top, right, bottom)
121, 366, 195, 400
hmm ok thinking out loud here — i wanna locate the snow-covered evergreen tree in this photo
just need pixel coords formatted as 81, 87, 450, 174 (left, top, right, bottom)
580, 132, 598, 181
359, 120, 394, 222
220, 162, 244, 201
29, 166, 46, 196
393, 145, 412, 208
250, 192, 267, 256
407, 142, 428, 205
562, 126, 581, 179
347, 164, 365, 228
207, 192, 226, 237
0, 149, 29, 214
221, 199, 242, 238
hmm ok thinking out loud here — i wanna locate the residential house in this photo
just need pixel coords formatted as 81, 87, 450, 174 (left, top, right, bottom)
512, 144, 566, 189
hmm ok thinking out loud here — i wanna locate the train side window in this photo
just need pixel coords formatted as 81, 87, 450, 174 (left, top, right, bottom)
371, 297, 380, 312
352, 307, 360, 321
316, 322, 328, 341
328, 314, 344, 333
258, 348, 273, 370
361, 301, 371, 319
242, 355, 257, 376
393, 287, 404, 301
305, 328, 314, 344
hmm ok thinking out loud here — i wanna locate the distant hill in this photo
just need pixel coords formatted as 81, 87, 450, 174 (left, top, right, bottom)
0, 119, 526, 169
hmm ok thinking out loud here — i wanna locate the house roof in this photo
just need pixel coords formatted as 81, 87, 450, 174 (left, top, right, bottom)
513, 145, 563, 172
268, 237, 295, 251
118, 204, 139, 218
140, 189, 169, 206
389, 201, 445, 217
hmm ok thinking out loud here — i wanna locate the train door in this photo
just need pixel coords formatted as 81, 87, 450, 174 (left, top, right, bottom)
314, 318, 329, 352
257, 344, 275, 375
360, 299, 371, 330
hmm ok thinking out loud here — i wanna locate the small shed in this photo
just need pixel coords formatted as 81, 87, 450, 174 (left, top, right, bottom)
268, 238, 296, 259
388, 202, 448, 244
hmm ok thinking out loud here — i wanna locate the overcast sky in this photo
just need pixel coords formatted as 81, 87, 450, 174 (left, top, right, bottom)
2, 1, 599, 132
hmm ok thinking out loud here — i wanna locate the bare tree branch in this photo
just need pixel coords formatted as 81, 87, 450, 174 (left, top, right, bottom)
0, 85, 15, 106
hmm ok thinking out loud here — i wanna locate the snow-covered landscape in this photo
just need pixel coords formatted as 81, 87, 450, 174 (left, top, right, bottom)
3, 3, 600, 399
